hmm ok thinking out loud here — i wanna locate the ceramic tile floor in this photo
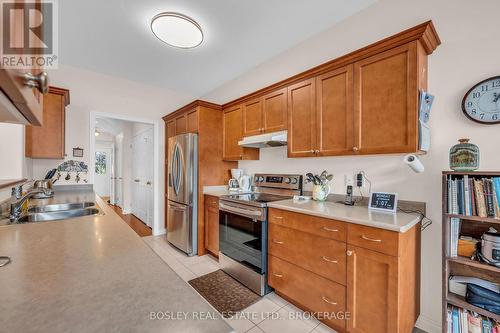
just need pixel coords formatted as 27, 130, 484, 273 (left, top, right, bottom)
143, 235, 426, 333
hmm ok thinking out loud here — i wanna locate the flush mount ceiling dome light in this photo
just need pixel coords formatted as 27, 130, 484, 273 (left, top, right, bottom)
151, 12, 203, 49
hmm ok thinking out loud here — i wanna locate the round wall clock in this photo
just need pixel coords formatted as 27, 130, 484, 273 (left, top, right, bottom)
462, 76, 500, 124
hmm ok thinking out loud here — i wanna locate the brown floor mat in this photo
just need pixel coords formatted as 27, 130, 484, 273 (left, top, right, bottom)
188, 269, 260, 317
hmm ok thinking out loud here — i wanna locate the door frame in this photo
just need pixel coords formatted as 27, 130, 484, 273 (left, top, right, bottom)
89, 111, 162, 236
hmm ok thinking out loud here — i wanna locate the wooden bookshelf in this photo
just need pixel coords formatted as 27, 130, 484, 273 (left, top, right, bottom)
442, 171, 500, 330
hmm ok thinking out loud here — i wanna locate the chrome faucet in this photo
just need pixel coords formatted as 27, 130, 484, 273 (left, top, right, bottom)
9, 181, 51, 222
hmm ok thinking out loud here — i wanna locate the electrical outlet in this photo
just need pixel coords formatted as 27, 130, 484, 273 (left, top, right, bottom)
356, 172, 364, 187
344, 174, 354, 187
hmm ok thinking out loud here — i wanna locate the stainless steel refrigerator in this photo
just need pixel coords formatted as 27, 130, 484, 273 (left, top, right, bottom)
167, 133, 198, 256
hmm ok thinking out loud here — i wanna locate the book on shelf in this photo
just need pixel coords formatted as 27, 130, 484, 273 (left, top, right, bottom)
447, 175, 500, 219
447, 304, 500, 333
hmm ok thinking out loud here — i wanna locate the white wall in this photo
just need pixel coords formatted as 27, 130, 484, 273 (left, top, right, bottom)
203, 0, 500, 331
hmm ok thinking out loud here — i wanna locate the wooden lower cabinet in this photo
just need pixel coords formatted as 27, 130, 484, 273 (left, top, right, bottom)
268, 255, 347, 331
204, 195, 219, 256
268, 208, 420, 333
346, 245, 399, 333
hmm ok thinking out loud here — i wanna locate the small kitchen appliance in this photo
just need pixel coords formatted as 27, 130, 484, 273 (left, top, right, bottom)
228, 168, 243, 191
480, 230, 500, 267
218, 173, 302, 295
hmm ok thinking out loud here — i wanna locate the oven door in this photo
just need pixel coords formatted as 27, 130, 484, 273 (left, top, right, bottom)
219, 201, 267, 274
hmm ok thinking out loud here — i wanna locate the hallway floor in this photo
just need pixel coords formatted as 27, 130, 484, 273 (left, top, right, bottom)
109, 205, 152, 237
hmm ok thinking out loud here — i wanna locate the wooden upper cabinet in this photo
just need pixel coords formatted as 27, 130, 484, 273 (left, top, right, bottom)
166, 120, 176, 138
347, 245, 399, 333
287, 78, 316, 157
262, 88, 287, 133
25, 87, 69, 158
353, 43, 418, 155
175, 114, 187, 135
316, 65, 354, 156
0, 0, 45, 126
186, 109, 198, 133
223, 105, 259, 161
243, 98, 263, 136
223, 105, 244, 160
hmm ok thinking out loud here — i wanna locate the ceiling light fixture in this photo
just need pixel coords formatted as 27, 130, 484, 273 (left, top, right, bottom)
151, 12, 203, 49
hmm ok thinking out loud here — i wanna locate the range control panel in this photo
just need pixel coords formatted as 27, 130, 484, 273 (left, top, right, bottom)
253, 174, 303, 190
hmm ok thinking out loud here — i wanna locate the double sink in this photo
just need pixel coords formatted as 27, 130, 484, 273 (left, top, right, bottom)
4, 202, 103, 225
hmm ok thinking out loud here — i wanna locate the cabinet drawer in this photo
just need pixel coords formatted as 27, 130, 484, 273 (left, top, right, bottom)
269, 208, 346, 242
204, 195, 219, 209
347, 224, 399, 256
268, 255, 346, 332
269, 224, 346, 285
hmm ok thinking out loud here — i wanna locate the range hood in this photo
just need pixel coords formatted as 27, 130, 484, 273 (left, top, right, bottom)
238, 130, 287, 148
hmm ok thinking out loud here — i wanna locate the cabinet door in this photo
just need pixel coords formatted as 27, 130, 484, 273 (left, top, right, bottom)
287, 78, 316, 157
263, 88, 287, 133
347, 245, 398, 333
0, 0, 44, 126
316, 65, 354, 156
353, 43, 418, 154
166, 120, 176, 138
175, 114, 187, 135
187, 109, 198, 133
223, 105, 244, 160
243, 98, 263, 137
25, 89, 66, 158
205, 199, 219, 255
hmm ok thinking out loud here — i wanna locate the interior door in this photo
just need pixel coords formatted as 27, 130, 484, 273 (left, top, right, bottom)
316, 65, 354, 156
132, 128, 154, 226
287, 78, 316, 157
94, 146, 112, 199
353, 43, 418, 154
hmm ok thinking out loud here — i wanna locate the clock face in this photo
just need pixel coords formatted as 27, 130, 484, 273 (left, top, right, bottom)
462, 76, 500, 124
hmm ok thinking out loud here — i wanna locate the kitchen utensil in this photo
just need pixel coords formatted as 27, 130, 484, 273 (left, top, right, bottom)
238, 175, 251, 192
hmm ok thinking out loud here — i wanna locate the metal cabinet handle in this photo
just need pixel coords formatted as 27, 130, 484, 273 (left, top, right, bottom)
315, 150, 320, 153
361, 235, 382, 243
310, 150, 315, 153
321, 256, 338, 264
347, 250, 353, 256
322, 226, 338, 232
273, 240, 284, 245
272, 273, 283, 278
146, 181, 151, 185
273, 216, 283, 220
322, 296, 337, 305
23, 72, 49, 94
353, 147, 359, 152
0, 256, 12, 267
134, 179, 140, 182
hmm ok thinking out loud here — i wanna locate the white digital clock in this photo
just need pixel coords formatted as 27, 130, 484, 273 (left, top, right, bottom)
462, 76, 500, 124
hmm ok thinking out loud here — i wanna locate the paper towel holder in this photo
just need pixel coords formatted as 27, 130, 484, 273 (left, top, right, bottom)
404, 154, 425, 173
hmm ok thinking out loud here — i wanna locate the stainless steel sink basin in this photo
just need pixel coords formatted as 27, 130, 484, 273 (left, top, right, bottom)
17, 208, 102, 223
28, 202, 95, 213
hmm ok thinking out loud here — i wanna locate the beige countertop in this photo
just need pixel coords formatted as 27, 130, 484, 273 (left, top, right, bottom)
267, 199, 421, 233
0, 189, 232, 333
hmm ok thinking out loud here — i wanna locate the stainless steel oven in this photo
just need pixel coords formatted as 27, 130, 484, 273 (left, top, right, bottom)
218, 174, 303, 296
218, 200, 269, 295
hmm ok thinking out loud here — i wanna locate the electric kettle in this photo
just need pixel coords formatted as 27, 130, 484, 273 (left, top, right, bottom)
239, 175, 251, 192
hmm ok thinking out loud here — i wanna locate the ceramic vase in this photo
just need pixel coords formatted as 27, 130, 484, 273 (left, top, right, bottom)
449, 138, 480, 171
312, 184, 330, 201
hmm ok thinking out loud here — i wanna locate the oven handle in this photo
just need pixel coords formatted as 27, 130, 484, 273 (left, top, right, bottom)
219, 203, 262, 217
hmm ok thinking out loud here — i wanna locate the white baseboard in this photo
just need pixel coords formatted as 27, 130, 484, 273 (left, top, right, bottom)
153, 228, 166, 236
416, 314, 442, 333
